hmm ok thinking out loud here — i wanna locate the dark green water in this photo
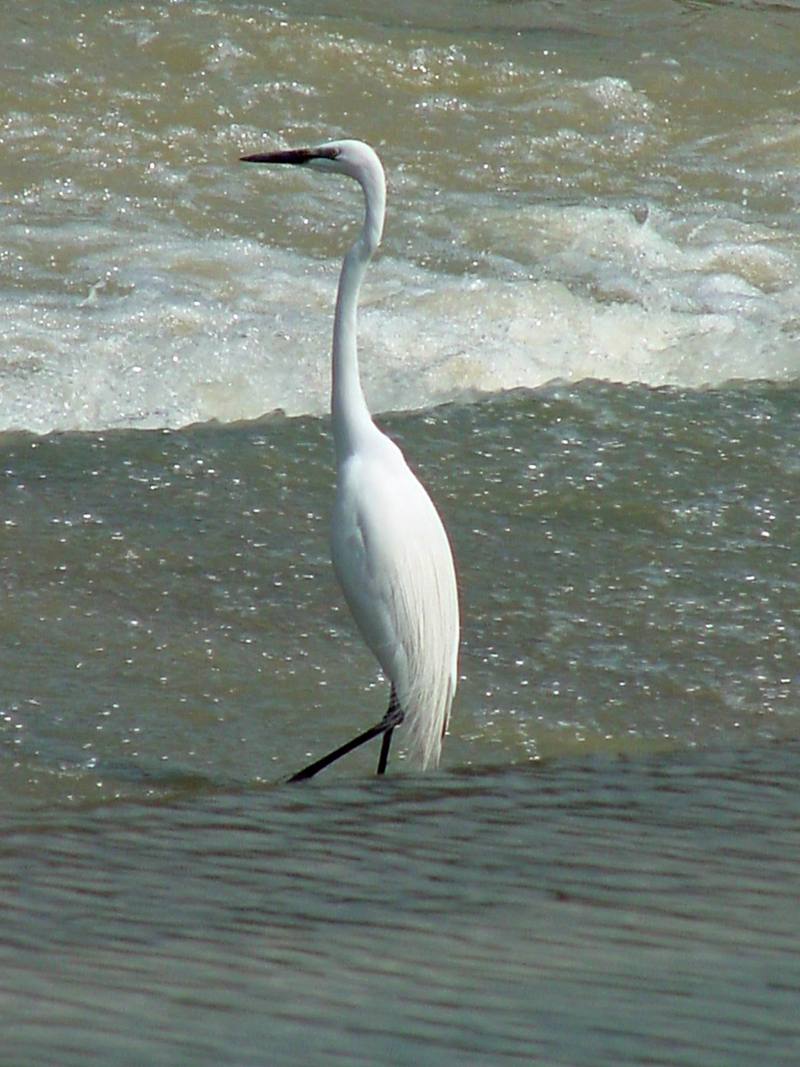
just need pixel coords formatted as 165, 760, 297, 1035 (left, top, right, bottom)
3, 749, 800, 1066
2, 384, 800, 1063
4, 385, 799, 799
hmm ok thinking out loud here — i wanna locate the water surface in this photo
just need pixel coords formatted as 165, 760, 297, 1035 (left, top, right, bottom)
2, 1, 800, 1063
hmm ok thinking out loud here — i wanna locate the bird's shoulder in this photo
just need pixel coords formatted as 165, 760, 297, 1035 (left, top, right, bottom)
336, 434, 432, 529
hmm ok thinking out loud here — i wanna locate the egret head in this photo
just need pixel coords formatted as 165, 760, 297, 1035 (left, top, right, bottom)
241, 138, 383, 186
241, 138, 386, 248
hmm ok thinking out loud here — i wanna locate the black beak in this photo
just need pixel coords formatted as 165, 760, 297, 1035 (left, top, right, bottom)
240, 146, 339, 165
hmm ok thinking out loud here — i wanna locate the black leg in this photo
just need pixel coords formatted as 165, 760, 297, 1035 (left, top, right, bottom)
288, 687, 404, 783
376, 687, 400, 775
376, 728, 394, 776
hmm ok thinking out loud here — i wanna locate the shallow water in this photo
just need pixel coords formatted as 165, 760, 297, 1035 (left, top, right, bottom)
4, 748, 800, 1066
3, 385, 800, 801
2, 0, 800, 1063
3, 386, 800, 1063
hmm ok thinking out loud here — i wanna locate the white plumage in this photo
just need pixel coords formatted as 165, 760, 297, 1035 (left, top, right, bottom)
242, 139, 459, 777
332, 428, 458, 768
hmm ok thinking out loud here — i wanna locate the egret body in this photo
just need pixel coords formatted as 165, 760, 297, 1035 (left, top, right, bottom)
241, 140, 459, 779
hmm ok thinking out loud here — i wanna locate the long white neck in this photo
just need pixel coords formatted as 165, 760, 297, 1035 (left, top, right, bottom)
331, 156, 386, 464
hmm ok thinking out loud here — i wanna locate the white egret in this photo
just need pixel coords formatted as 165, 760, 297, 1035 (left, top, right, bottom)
241, 139, 459, 780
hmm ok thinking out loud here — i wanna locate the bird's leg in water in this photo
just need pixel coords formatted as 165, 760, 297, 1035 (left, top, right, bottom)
376, 687, 400, 776
288, 688, 404, 783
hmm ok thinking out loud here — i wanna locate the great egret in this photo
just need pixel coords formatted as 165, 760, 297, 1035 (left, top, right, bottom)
241, 139, 459, 780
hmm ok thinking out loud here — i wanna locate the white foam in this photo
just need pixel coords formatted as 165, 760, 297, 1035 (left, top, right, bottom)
1, 198, 798, 434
